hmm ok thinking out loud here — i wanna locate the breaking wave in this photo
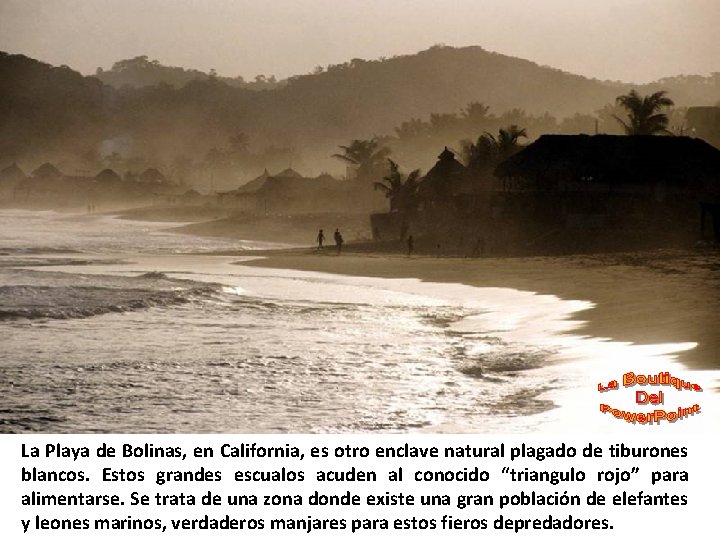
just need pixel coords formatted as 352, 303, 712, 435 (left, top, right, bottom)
0, 279, 219, 321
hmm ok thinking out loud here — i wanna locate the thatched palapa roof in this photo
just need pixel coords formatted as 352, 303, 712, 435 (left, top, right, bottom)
31, 162, 62, 179
495, 135, 720, 185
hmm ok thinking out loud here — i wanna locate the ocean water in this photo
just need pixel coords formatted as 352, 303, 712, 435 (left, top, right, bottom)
0, 210, 717, 434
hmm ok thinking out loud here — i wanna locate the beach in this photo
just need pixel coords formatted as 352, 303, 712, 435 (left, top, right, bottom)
1, 209, 718, 434
240, 248, 720, 370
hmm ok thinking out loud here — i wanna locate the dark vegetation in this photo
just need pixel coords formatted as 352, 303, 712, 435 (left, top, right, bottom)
2, 47, 720, 255
94, 56, 283, 90
2, 46, 718, 192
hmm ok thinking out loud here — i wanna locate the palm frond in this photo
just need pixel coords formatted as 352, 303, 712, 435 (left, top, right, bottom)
406, 169, 422, 184
612, 114, 632, 134
373, 182, 390, 195
615, 89, 674, 135
331, 154, 359, 165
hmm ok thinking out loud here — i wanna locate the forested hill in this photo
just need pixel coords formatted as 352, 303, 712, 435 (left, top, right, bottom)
2, 46, 718, 175
94, 55, 284, 90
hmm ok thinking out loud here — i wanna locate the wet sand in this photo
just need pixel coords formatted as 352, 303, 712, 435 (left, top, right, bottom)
111, 205, 720, 371
173, 212, 372, 246
238, 248, 720, 371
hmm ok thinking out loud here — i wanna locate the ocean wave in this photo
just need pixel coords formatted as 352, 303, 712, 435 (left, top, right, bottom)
0, 283, 218, 321
455, 345, 555, 377
0, 247, 82, 255
0, 257, 128, 269
137, 271, 169, 279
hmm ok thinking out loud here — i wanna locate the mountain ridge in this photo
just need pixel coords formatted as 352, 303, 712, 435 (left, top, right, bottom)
1, 46, 718, 180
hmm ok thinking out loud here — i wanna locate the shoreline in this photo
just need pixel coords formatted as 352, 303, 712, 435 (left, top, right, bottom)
19, 206, 719, 372
83, 207, 720, 372
235, 248, 720, 371
3, 208, 719, 431
168, 211, 372, 246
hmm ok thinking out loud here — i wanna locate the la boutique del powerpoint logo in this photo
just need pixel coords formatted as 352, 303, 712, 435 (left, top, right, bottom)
598, 372, 701, 425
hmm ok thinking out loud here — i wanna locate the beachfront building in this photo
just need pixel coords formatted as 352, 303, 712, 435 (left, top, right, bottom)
8, 163, 182, 209
31, 162, 63, 181
371, 135, 720, 252
371, 147, 491, 244
138, 168, 167, 184
217, 168, 350, 214
420, 147, 467, 207
216, 169, 269, 211
493, 134, 720, 246
95, 168, 122, 183
12, 162, 65, 201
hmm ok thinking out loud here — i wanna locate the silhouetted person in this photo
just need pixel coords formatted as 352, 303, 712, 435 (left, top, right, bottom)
317, 228, 325, 250
407, 235, 414, 256
334, 228, 344, 254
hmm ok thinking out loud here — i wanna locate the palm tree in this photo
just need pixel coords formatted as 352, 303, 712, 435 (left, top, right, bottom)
491, 125, 528, 159
373, 160, 421, 213
462, 102, 491, 125
463, 125, 527, 169
429, 113, 460, 135
394, 118, 429, 141
226, 132, 250, 166
461, 135, 496, 170
332, 139, 391, 181
614, 90, 674, 135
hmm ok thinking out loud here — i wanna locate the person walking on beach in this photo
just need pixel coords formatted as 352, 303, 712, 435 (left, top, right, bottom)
334, 228, 344, 254
407, 234, 414, 256
317, 229, 325, 250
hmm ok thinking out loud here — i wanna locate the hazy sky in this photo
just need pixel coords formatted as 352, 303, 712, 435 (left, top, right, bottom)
1, 0, 718, 83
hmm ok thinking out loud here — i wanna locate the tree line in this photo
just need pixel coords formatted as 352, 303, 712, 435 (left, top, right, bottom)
340, 89, 677, 214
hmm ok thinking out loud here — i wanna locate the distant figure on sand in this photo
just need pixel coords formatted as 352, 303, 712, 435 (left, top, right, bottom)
317, 229, 325, 250
407, 234, 414, 256
334, 228, 344, 254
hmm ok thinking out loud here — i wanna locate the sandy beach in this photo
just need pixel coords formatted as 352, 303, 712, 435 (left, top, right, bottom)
238, 248, 720, 371
3, 208, 719, 433
121, 205, 720, 372
172, 212, 372, 246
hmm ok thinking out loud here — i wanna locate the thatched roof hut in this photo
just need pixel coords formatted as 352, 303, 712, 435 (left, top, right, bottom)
31, 162, 62, 180
1, 162, 26, 182
420, 147, 466, 203
95, 168, 122, 183
235, 169, 270, 194
495, 135, 720, 193
139, 168, 166, 183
